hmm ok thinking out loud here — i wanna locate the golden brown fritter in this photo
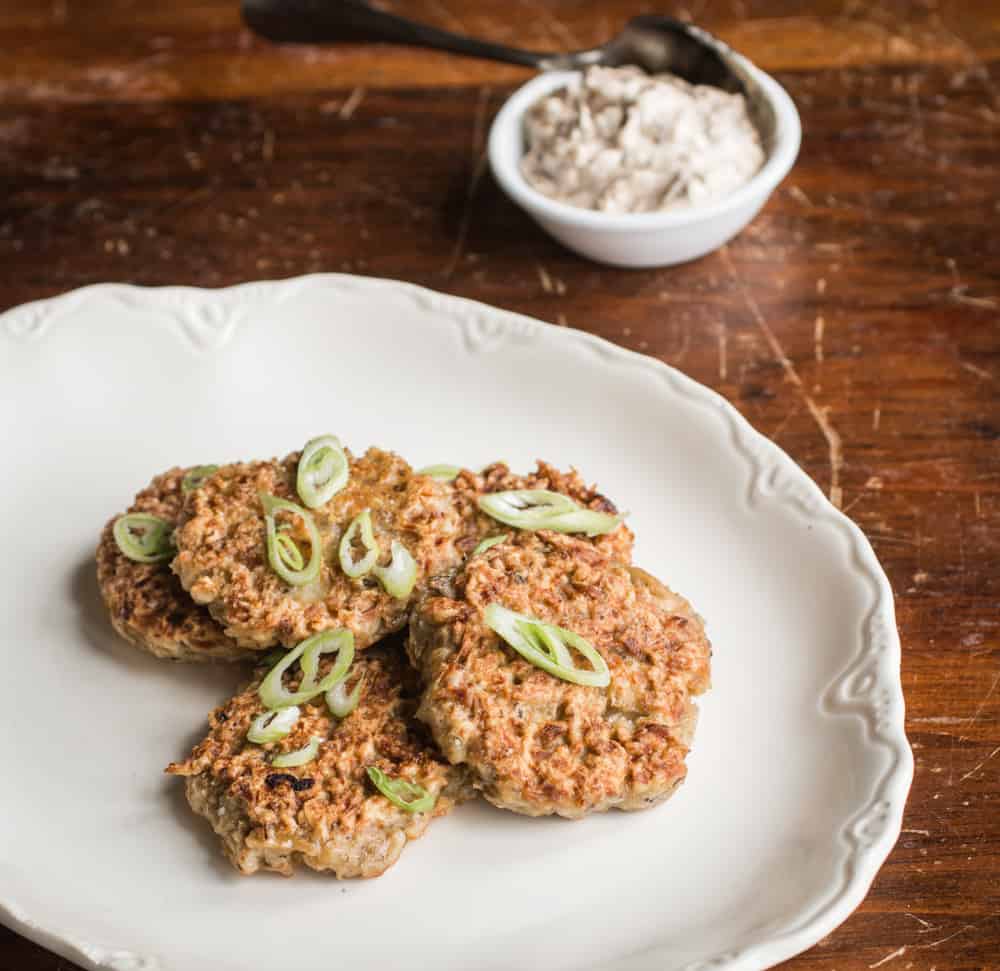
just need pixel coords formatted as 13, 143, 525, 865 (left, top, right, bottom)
172, 448, 464, 650
96, 468, 245, 662
449, 461, 634, 563
167, 643, 472, 878
408, 532, 710, 818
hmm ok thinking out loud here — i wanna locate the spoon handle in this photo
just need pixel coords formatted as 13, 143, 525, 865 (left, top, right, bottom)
242, 0, 555, 68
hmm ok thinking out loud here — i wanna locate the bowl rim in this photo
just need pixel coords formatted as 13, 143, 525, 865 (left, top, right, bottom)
487, 55, 802, 232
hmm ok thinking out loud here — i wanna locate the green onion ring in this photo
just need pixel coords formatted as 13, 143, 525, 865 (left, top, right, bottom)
326, 671, 364, 718
471, 534, 509, 557
297, 435, 349, 509
271, 735, 321, 768
339, 509, 379, 578
483, 603, 611, 688
537, 507, 625, 538
260, 493, 322, 586
366, 766, 437, 814
247, 706, 301, 744
274, 530, 305, 570
258, 629, 355, 709
181, 465, 219, 494
373, 540, 417, 599
417, 464, 461, 482
112, 513, 175, 564
478, 489, 622, 537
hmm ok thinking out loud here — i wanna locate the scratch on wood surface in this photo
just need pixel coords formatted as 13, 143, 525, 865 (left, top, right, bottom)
444, 86, 491, 279
717, 325, 728, 380
947, 257, 998, 308
959, 745, 1000, 782
873, 406, 881, 431
339, 86, 365, 120
723, 248, 843, 508
537, 264, 554, 293
960, 361, 993, 380
974, 492, 982, 517
425, 0, 468, 32
814, 315, 825, 362
516, 0, 582, 48
788, 184, 813, 206
870, 946, 906, 968
901, 828, 932, 836
918, 925, 979, 950
961, 671, 1000, 738
769, 403, 801, 444
817, 277, 827, 296
262, 128, 275, 162
669, 324, 692, 365
555, 313, 568, 327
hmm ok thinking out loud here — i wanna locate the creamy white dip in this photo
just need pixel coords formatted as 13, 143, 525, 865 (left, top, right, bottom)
520, 66, 765, 214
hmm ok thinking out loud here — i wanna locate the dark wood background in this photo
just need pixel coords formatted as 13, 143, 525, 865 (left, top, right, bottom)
1, 2, 997, 969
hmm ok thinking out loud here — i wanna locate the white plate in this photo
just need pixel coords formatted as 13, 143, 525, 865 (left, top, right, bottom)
0, 276, 911, 971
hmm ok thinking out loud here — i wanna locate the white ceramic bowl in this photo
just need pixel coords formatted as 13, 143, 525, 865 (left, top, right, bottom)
488, 54, 801, 268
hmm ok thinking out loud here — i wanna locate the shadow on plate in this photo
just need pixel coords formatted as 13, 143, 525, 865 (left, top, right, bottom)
69, 553, 247, 695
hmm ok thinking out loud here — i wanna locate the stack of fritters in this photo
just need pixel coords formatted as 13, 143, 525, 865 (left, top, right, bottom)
98, 440, 711, 879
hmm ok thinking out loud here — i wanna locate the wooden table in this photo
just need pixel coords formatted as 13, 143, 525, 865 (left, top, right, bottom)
1, 2, 997, 968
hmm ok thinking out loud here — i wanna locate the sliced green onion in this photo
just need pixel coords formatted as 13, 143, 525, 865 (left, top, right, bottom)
297, 435, 349, 509
274, 529, 305, 570
483, 603, 611, 688
271, 735, 321, 768
478, 490, 577, 526
260, 493, 322, 586
478, 489, 622, 537
373, 540, 417, 599
536, 507, 625, 538
366, 766, 437, 814
417, 464, 461, 482
326, 672, 364, 718
247, 706, 301, 744
472, 534, 509, 556
181, 465, 219, 494
112, 513, 175, 563
339, 509, 379, 578
259, 629, 355, 709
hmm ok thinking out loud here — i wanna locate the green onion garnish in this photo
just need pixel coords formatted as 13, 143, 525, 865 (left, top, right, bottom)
478, 489, 622, 537
472, 534, 509, 556
366, 766, 437, 814
373, 540, 417, 599
417, 464, 461, 482
112, 513, 175, 564
247, 706, 301, 744
483, 603, 611, 688
258, 629, 354, 709
181, 465, 219, 494
271, 735, 321, 768
339, 509, 379, 578
326, 672, 364, 719
297, 435, 349, 509
260, 493, 322, 586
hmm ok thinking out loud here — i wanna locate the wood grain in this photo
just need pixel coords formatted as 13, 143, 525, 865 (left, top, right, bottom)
1, 1, 998, 969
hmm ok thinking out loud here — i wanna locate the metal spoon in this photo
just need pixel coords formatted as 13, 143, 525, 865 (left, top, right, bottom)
242, 0, 743, 92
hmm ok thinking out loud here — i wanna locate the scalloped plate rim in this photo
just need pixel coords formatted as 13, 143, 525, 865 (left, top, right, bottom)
0, 274, 913, 971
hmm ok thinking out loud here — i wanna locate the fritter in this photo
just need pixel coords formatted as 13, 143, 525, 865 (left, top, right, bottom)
166, 643, 471, 878
408, 531, 710, 818
96, 467, 244, 662
172, 448, 463, 650
450, 461, 634, 562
